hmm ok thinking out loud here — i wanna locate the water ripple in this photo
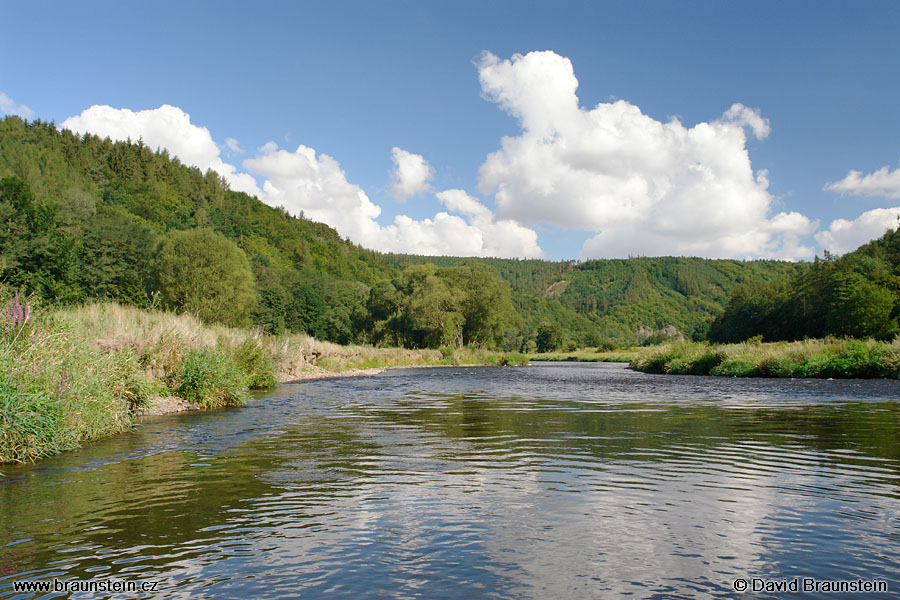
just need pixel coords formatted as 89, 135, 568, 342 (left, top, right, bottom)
1, 363, 899, 599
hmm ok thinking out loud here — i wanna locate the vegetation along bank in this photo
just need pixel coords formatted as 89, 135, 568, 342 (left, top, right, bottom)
531, 338, 900, 379
0, 294, 526, 466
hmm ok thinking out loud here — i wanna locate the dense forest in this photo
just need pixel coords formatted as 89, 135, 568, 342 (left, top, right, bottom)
386, 254, 803, 347
1, 116, 810, 350
710, 229, 900, 342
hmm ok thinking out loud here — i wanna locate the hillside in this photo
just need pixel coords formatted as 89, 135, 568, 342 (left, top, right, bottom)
710, 228, 900, 342
0, 116, 394, 342
385, 254, 804, 346
1, 116, 803, 350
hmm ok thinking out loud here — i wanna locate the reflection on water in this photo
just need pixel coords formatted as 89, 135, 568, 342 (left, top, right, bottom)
1, 363, 899, 599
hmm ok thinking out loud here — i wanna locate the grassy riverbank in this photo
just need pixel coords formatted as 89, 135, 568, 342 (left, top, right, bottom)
629, 338, 900, 378
0, 297, 526, 465
529, 349, 639, 363
530, 338, 900, 379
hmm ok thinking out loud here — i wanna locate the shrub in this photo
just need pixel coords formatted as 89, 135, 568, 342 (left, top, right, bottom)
175, 348, 249, 408
500, 352, 529, 366
596, 339, 620, 352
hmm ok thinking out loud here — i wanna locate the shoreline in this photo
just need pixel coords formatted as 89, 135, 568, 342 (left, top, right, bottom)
137, 362, 495, 418
532, 338, 900, 380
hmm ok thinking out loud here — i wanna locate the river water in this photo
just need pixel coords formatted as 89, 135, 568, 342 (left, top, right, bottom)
1, 362, 899, 599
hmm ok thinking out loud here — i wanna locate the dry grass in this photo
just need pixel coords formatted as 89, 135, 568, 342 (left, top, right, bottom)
4, 300, 524, 465
58, 302, 507, 381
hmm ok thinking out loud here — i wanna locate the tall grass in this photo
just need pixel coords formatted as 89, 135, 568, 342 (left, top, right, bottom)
176, 348, 249, 408
4, 299, 529, 464
630, 338, 900, 378
0, 293, 155, 464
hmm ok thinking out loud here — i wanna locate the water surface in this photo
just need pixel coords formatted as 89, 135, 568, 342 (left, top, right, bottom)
2, 363, 899, 598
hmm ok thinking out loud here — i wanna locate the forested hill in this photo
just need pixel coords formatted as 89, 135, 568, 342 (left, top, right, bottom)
710, 228, 900, 343
1, 116, 803, 350
0, 116, 396, 341
385, 254, 804, 345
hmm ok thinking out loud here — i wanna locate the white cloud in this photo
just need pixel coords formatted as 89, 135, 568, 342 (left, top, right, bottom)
721, 103, 771, 141
476, 51, 814, 260
243, 143, 543, 258
0, 92, 33, 119
61, 104, 261, 196
225, 137, 244, 153
434, 189, 542, 257
390, 147, 434, 202
244, 143, 384, 244
825, 161, 900, 199
815, 206, 900, 255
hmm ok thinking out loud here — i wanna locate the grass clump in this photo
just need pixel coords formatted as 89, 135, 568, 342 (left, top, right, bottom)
230, 337, 277, 389
175, 348, 250, 409
500, 352, 530, 366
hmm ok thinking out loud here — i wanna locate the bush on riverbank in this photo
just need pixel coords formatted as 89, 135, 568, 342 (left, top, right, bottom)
630, 338, 900, 378
176, 348, 250, 408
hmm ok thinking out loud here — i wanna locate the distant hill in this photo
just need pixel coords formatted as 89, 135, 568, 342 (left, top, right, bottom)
1, 116, 804, 349
384, 254, 805, 347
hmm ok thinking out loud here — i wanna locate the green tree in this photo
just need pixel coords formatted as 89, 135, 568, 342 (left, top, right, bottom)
536, 321, 564, 353
438, 260, 520, 348
823, 271, 895, 338
0, 176, 80, 301
153, 228, 257, 326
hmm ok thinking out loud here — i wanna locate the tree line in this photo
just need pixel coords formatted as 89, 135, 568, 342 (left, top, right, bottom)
710, 230, 900, 343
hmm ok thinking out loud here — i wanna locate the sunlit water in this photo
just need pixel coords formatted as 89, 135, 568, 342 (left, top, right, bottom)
2, 363, 899, 599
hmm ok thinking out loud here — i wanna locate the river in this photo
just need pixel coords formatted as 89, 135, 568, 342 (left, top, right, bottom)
2, 362, 899, 598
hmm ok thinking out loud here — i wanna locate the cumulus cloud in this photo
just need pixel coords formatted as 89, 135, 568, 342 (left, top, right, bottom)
0, 92, 33, 119
434, 189, 542, 257
243, 143, 542, 257
61, 105, 261, 196
390, 147, 434, 202
815, 207, 900, 255
476, 51, 814, 260
244, 143, 384, 244
825, 161, 900, 199
721, 103, 771, 141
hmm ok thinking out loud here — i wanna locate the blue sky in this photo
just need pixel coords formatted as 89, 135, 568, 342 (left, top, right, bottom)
1, 1, 898, 260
